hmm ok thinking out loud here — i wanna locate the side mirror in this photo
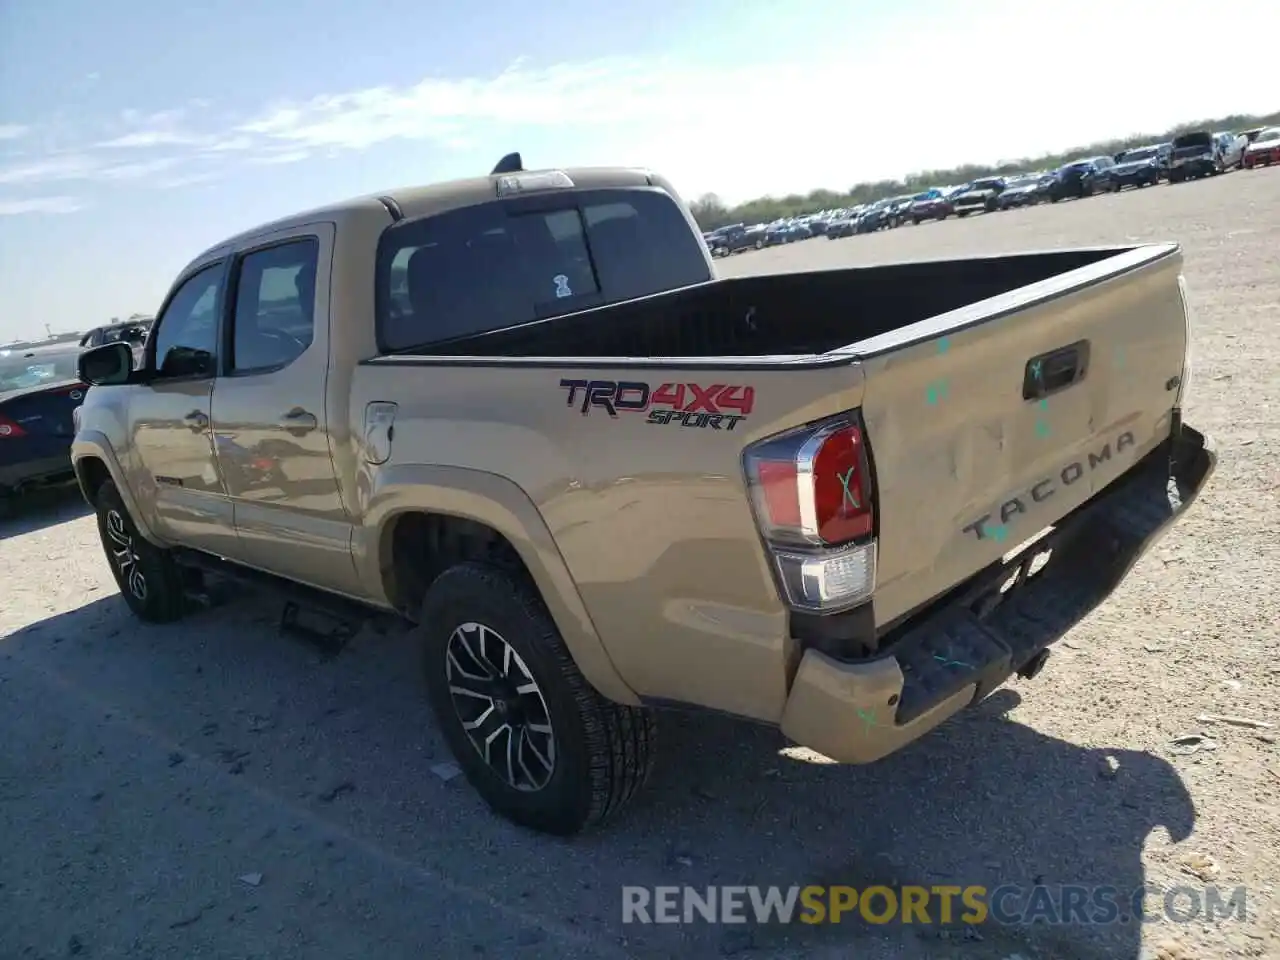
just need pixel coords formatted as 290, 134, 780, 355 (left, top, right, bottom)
78, 342, 135, 386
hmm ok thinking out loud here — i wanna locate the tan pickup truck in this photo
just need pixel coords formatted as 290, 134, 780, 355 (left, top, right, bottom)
72, 156, 1216, 835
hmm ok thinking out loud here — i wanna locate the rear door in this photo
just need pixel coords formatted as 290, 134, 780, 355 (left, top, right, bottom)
849, 246, 1187, 628
209, 225, 362, 596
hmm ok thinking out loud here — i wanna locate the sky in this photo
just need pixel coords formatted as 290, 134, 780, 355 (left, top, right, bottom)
1, 0, 1276, 341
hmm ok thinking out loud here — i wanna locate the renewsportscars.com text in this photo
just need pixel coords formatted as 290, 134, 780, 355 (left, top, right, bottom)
621, 884, 1248, 926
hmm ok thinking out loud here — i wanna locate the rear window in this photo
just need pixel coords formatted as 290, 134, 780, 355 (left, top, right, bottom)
1173, 132, 1212, 148
376, 188, 712, 353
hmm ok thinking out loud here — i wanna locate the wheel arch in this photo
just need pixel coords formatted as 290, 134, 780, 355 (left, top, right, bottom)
71, 432, 163, 544
356, 464, 640, 706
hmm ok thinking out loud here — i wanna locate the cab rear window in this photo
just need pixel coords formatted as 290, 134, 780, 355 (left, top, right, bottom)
376, 188, 712, 353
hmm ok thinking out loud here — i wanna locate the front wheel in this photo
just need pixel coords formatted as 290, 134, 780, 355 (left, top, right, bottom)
94, 480, 187, 622
418, 562, 657, 835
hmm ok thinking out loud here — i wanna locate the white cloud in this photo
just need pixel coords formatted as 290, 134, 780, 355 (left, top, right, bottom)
97, 130, 206, 149
157, 171, 222, 189
248, 150, 311, 166
0, 153, 181, 186
0, 195, 83, 216
0, 124, 29, 141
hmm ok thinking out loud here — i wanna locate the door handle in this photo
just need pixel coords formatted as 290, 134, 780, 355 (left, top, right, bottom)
279, 407, 318, 435
1023, 340, 1090, 401
183, 410, 209, 432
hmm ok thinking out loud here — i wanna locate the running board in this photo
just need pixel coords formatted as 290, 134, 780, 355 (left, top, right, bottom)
170, 549, 395, 656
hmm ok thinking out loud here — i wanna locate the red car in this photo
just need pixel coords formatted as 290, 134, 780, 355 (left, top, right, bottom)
1242, 127, 1280, 168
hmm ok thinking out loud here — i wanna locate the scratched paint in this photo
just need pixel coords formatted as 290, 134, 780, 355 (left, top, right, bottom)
1035, 397, 1051, 438
926, 337, 951, 405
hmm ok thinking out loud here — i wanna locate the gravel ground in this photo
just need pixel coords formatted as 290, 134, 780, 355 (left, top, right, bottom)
2, 168, 1277, 960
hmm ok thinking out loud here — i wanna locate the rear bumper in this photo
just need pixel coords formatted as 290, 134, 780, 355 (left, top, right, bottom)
780, 421, 1216, 763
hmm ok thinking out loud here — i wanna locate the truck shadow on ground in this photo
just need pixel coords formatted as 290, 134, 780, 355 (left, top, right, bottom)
4, 590, 1196, 960
0, 483, 89, 539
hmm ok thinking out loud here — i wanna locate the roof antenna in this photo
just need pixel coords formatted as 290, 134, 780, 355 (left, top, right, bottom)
491, 152, 523, 175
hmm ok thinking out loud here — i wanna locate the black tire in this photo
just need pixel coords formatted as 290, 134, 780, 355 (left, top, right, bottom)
94, 480, 187, 623
417, 561, 656, 836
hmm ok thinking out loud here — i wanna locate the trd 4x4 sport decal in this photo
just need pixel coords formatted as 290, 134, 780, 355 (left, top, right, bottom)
559, 379, 755, 430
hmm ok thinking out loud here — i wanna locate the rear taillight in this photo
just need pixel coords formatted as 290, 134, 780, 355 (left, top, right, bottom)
0, 414, 26, 438
744, 413, 876, 612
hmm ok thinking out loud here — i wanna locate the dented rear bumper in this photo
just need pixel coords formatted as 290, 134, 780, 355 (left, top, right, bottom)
780, 421, 1216, 764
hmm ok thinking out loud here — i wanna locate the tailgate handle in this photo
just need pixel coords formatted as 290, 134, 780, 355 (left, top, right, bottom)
1023, 340, 1090, 400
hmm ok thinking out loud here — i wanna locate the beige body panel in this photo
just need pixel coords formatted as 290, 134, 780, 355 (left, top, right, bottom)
347, 359, 865, 722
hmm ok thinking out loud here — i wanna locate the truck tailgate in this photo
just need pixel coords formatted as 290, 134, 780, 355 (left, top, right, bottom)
848, 244, 1188, 629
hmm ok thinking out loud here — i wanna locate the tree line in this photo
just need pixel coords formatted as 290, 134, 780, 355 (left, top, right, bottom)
688, 108, 1280, 230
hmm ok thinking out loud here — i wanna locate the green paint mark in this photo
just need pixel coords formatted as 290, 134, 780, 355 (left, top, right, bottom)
837, 466, 860, 509
989, 524, 1009, 543
926, 380, 949, 405
856, 707, 881, 735
1038, 398, 1048, 410
937, 337, 951, 354
1035, 419, 1051, 438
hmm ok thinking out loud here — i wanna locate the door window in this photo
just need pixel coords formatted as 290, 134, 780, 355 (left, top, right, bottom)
151, 264, 223, 378
229, 238, 319, 374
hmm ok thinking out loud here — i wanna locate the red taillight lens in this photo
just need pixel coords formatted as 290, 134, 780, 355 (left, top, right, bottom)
744, 412, 878, 612
756, 460, 801, 528
745, 414, 875, 547
811, 425, 873, 543
0, 414, 26, 438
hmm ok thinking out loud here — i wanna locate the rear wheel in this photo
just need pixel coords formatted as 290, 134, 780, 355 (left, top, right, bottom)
417, 562, 656, 835
94, 480, 187, 623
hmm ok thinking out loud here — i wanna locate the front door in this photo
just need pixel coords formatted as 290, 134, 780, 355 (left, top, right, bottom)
128, 261, 237, 554
209, 226, 360, 597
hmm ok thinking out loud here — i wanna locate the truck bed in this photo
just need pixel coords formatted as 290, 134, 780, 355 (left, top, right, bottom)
419, 247, 1127, 360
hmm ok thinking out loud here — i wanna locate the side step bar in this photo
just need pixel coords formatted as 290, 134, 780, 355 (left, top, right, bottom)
171, 549, 397, 656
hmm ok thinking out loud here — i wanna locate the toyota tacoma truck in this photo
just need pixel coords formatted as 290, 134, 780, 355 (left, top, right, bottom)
71, 155, 1216, 836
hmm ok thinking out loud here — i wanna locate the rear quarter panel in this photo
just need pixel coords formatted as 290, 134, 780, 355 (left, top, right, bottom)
349, 359, 864, 722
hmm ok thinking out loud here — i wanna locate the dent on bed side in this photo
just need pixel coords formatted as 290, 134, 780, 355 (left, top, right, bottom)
354, 462, 642, 706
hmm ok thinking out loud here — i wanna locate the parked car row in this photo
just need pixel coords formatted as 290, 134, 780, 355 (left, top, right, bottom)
1, 319, 153, 506
701, 125, 1280, 256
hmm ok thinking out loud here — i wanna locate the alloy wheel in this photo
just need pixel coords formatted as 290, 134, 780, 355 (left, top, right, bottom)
446, 622, 556, 792
105, 509, 147, 601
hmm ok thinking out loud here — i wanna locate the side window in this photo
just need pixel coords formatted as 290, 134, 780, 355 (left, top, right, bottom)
229, 238, 319, 374
151, 264, 223, 378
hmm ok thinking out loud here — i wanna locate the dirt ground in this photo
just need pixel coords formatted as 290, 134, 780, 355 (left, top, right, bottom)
2, 169, 1277, 960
